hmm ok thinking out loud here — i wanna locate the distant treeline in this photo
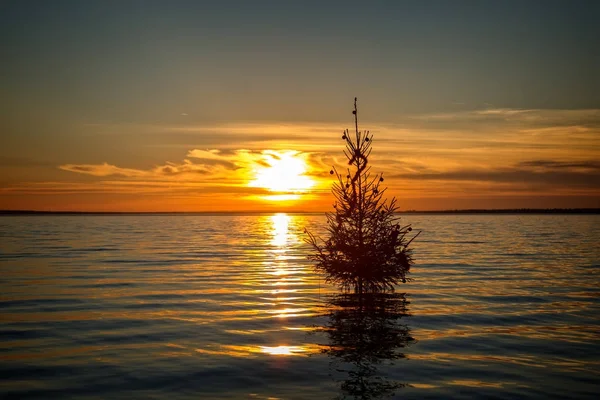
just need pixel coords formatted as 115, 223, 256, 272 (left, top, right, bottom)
399, 208, 600, 214
1, 208, 599, 215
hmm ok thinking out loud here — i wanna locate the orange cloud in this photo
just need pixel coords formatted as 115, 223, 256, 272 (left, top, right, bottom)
59, 163, 146, 177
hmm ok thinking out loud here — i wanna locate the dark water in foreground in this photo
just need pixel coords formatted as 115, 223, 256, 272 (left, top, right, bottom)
1, 214, 599, 399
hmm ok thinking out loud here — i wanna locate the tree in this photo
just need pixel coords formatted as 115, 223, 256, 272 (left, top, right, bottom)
306, 98, 419, 293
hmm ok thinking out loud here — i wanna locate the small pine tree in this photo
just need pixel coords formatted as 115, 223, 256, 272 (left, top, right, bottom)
306, 98, 419, 293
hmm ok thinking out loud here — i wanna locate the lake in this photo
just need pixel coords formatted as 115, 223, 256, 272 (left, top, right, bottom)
1, 214, 599, 399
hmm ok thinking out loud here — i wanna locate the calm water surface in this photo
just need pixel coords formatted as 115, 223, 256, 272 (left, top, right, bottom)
1, 214, 599, 399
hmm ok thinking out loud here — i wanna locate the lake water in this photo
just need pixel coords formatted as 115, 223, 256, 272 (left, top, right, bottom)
1, 214, 599, 399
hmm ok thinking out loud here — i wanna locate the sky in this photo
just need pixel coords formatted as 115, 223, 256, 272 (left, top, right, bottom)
1, 0, 599, 212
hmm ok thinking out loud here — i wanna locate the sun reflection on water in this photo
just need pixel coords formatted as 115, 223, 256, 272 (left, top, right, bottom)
184, 214, 323, 360
196, 344, 321, 358
262, 214, 319, 325
260, 345, 308, 356
269, 213, 294, 247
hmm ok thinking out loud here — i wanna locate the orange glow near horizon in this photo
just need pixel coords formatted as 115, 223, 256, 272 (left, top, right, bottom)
1, 114, 599, 212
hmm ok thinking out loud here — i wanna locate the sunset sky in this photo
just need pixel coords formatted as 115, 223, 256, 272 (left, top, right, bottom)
1, 0, 598, 212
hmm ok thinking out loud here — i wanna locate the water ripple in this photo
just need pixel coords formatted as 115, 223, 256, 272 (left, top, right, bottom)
1, 213, 599, 399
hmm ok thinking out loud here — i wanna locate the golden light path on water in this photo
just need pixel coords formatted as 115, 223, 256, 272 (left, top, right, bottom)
270, 213, 292, 248
253, 213, 320, 356
196, 213, 321, 357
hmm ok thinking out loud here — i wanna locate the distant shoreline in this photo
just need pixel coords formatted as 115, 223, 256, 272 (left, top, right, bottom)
1, 208, 599, 215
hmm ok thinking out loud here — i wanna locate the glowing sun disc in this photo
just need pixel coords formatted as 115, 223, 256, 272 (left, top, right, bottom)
249, 151, 315, 193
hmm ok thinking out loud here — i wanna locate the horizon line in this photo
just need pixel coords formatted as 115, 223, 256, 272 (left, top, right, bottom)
1, 208, 599, 215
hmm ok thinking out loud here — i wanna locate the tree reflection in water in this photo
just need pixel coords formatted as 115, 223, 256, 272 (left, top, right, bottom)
316, 291, 414, 399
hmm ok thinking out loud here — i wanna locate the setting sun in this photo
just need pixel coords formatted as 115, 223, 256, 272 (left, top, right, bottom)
249, 151, 315, 198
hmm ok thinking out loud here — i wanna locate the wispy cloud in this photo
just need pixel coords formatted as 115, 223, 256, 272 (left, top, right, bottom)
411, 108, 600, 125
390, 160, 600, 187
517, 160, 600, 171
59, 163, 147, 177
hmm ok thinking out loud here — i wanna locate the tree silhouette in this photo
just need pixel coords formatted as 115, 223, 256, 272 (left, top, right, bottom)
306, 98, 419, 293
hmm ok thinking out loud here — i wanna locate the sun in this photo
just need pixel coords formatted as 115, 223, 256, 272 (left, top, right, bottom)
249, 151, 315, 197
